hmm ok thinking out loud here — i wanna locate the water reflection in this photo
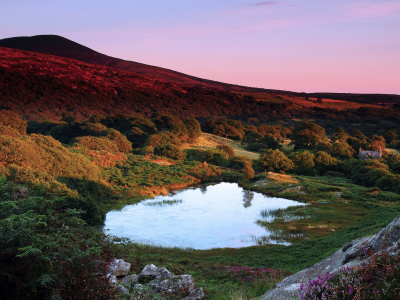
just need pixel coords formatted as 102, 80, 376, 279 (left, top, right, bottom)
199, 185, 207, 195
103, 182, 305, 249
242, 190, 254, 208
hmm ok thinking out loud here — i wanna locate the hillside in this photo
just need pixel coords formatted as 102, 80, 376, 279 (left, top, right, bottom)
0, 35, 272, 93
1, 35, 399, 105
0, 46, 289, 121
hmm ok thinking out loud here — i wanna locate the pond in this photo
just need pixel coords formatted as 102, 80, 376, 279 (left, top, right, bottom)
102, 182, 306, 250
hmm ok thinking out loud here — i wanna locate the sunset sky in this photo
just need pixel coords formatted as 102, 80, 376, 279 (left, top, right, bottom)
1, 0, 399, 94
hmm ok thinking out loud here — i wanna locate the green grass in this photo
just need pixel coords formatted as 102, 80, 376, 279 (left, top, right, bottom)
201, 133, 260, 159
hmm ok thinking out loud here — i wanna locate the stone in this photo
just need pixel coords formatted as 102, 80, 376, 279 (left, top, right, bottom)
120, 274, 138, 286
148, 274, 195, 294
106, 274, 117, 285
184, 287, 205, 300
107, 259, 131, 277
117, 285, 130, 294
138, 264, 174, 283
259, 215, 400, 300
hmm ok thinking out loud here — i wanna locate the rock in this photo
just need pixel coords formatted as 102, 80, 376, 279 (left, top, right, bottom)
178, 275, 195, 292
106, 274, 117, 285
149, 274, 195, 294
120, 274, 138, 286
138, 264, 174, 283
259, 215, 400, 300
117, 285, 130, 294
184, 287, 205, 300
107, 259, 131, 277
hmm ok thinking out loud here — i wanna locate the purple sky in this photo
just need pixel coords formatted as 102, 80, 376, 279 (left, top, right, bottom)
1, 0, 400, 94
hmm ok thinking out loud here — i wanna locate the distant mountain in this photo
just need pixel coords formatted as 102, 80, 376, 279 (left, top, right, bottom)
0, 35, 271, 93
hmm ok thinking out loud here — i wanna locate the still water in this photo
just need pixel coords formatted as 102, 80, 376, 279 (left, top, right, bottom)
103, 182, 305, 250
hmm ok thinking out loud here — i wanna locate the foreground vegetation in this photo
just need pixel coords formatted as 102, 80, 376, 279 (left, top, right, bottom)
2, 109, 400, 299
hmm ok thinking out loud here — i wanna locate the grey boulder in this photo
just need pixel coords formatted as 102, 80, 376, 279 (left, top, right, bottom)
137, 264, 174, 283
184, 287, 206, 300
107, 259, 131, 277
120, 274, 139, 286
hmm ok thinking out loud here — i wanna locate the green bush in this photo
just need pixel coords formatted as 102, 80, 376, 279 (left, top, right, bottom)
154, 144, 186, 161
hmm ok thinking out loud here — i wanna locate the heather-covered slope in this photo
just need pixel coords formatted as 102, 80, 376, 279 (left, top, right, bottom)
0, 46, 287, 121
0, 35, 269, 93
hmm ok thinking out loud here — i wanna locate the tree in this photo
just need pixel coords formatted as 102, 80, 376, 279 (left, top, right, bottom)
213, 125, 225, 137
314, 151, 338, 175
331, 142, 354, 160
263, 135, 282, 150
243, 132, 263, 144
384, 130, 397, 143
154, 144, 186, 161
291, 122, 327, 150
184, 118, 202, 140
243, 162, 255, 180
259, 149, 294, 172
316, 98, 323, 104
216, 144, 235, 158
370, 135, 386, 151
225, 125, 242, 140
288, 151, 316, 176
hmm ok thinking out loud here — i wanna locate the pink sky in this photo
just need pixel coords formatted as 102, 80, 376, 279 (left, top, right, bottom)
1, 0, 399, 94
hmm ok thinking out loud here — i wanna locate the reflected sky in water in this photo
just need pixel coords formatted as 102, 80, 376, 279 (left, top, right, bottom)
103, 182, 304, 249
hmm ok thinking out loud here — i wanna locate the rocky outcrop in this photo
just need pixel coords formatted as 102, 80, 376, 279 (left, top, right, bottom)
260, 215, 400, 300
107, 263, 205, 300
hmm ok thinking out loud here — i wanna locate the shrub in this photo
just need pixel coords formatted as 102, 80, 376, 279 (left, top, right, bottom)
227, 155, 252, 170
0, 178, 124, 299
297, 242, 400, 299
0, 110, 27, 134
0, 125, 20, 137
127, 127, 150, 148
147, 131, 182, 148
351, 160, 390, 187
71, 136, 120, 152
0, 134, 100, 180
105, 129, 132, 153
154, 144, 186, 161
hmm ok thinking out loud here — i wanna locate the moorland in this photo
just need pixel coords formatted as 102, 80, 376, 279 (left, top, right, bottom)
1, 36, 400, 299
